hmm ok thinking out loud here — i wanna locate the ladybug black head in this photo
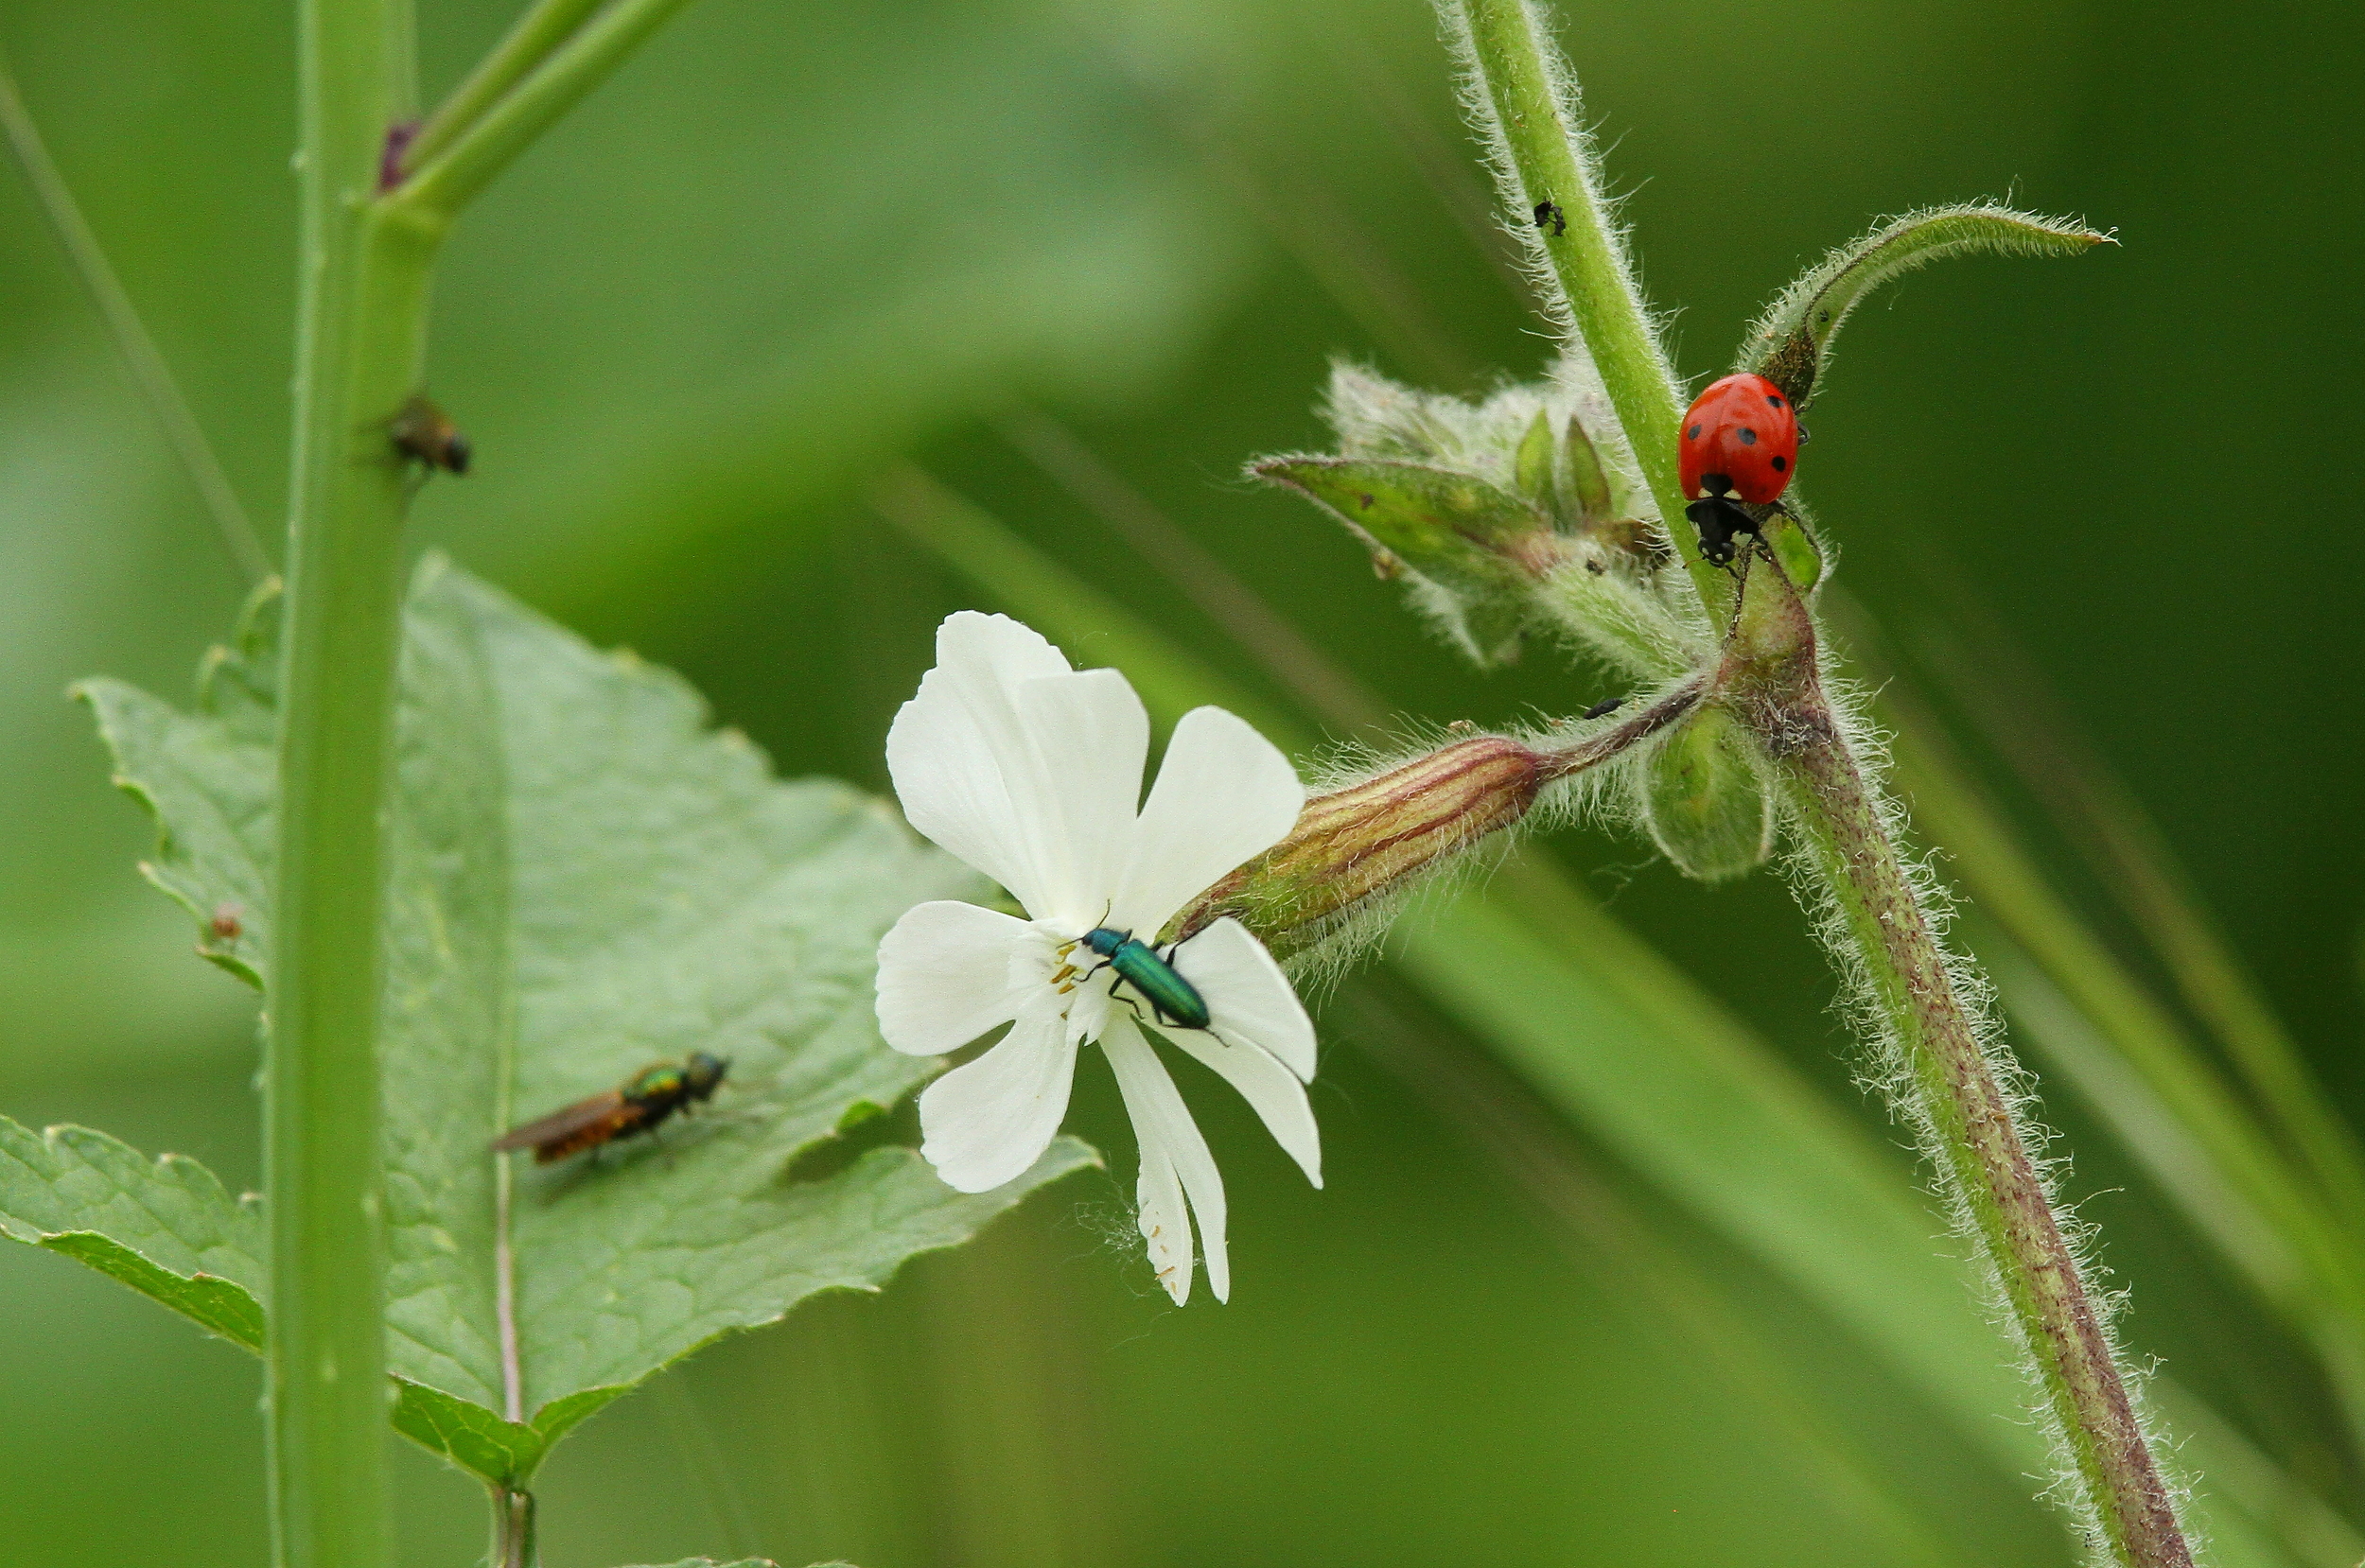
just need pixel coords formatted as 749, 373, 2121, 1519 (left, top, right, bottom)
1685, 497, 1760, 568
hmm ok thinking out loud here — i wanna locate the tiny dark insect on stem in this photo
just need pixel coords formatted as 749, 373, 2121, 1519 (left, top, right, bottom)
388, 393, 471, 476
1533, 199, 1567, 236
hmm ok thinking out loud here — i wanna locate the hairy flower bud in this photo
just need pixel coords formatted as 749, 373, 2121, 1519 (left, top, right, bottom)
1169, 735, 1551, 958
1639, 704, 1772, 882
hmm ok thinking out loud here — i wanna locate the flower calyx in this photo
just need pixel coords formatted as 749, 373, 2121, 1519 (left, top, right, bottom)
1172, 688, 1704, 960
1171, 733, 1552, 957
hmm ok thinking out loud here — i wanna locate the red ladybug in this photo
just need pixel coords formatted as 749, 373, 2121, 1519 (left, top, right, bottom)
1678, 373, 1799, 566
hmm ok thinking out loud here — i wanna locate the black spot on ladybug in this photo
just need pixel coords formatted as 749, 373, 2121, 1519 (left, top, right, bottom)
1767, 394, 1784, 408
1737, 428, 1758, 446
1770, 455, 1787, 472
1686, 424, 1702, 441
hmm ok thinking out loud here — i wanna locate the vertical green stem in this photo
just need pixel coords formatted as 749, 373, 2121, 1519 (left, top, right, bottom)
1446, 0, 1726, 608
273, 2, 440, 1563
1727, 564, 2193, 1568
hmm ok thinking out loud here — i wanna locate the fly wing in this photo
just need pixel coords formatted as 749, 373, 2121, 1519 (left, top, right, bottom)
491, 1089, 629, 1154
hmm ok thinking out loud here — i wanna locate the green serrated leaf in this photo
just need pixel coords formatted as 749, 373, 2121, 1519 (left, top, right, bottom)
1736, 201, 2111, 404
77, 555, 1098, 1486
0, 1116, 266, 1348
78, 581, 283, 989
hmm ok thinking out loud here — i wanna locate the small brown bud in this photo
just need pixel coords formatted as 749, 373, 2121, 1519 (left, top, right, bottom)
1169, 736, 1550, 957
208, 901, 244, 943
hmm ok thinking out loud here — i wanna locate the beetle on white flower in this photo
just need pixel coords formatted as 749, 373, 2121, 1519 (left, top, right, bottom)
875, 611, 1321, 1304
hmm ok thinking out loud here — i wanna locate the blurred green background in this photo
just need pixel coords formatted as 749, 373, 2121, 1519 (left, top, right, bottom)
0, 0, 2356, 1563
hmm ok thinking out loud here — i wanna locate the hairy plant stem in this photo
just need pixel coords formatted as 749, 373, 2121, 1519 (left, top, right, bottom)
274, 4, 439, 1563
1445, 0, 1724, 608
1724, 558, 2191, 1568
1441, 6, 2196, 1559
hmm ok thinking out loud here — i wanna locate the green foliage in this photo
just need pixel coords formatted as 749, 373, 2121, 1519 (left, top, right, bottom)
0, 1115, 264, 1348
1638, 706, 1774, 882
57, 558, 1094, 1486
1250, 456, 1550, 663
1736, 203, 2112, 405
6, 0, 2357, 1562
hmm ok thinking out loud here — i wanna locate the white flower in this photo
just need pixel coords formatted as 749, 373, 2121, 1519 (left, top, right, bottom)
875, 611, 1322, 1304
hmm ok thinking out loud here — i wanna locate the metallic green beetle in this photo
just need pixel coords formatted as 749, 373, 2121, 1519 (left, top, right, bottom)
1079, 927, 1210, 1032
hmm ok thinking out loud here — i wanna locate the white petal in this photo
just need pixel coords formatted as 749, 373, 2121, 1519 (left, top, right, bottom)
885, 613, 1074, 915
1131, 1109, 1191, 1305
1110, 706, 1302, 936
1103, 1018, 1229, 1303
875, 900, 1039, 1056
917, 991, 1078, 1193
1172, 917, 1317, 1081
1162, 1023, 1323, 1190
1010, 667, 1147, 928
